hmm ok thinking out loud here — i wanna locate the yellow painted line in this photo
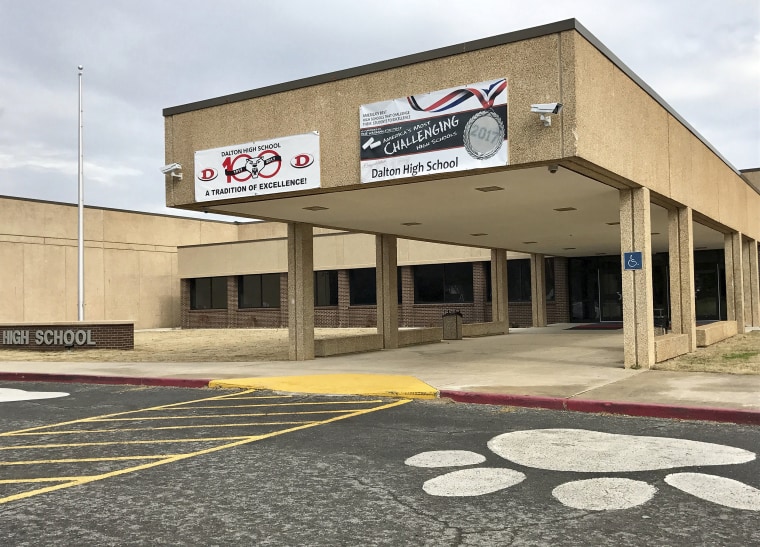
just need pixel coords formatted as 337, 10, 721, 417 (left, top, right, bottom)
0, 389, 261, 437
212, 395, 296, 399
0, 455, 182, 466
0, 437, 250, 451
6, 422, 315, 436
90, 410, 358, 422
0, 398, 411, 505
209, 374, 438, 399
156, 400, 386, 410
0, 477, 96, 484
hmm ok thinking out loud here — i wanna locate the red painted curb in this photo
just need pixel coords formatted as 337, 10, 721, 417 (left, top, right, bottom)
440, 390, 760, 425
0, 372, 211, 389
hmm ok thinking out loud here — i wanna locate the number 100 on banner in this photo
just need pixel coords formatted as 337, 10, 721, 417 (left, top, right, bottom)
194, 132, 321, 202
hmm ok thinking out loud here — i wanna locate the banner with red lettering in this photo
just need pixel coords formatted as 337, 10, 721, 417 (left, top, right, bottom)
194, 132, 320, 202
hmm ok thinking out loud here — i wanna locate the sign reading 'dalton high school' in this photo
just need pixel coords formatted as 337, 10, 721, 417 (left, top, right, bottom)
194, 132, 320, 202
360, 79, 508, 183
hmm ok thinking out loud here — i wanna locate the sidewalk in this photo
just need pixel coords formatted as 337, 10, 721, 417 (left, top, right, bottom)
1, 325, 759, 424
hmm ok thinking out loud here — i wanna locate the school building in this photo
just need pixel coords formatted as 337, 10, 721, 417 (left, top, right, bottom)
159, 19, 760, 368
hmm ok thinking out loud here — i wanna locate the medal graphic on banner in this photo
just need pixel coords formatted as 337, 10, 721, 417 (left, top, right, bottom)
407, 79, 506, 161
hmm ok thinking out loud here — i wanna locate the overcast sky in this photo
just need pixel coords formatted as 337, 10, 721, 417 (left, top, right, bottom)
0, 0, 758, 221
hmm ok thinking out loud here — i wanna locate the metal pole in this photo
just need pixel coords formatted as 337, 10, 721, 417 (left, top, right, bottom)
77, 65, 84, 321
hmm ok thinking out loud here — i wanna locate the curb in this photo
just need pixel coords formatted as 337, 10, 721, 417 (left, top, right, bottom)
2, 372, 757, 425
0, 372, 211, 389
440, 390, 760, 425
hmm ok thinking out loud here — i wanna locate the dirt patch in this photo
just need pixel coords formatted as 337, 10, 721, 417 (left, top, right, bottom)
0, 328, 376, 363
654, 330, 760, 375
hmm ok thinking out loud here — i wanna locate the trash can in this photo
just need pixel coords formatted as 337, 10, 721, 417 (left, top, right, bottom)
442, 310, 463, 340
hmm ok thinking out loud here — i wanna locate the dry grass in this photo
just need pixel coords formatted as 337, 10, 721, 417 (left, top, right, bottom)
0, 328, 375, 363
653, 330, 760, 375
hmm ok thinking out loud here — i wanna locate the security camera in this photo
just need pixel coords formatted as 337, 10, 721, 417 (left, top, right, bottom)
530, 103, 563, 115
160, 163, 182, 174
530, 103, 563, 127
548, 164, 559, 174
160, 163, 182, 181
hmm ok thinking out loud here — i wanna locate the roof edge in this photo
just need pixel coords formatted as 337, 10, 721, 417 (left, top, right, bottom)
163, 17, 750, 184
162, 19, 578, 116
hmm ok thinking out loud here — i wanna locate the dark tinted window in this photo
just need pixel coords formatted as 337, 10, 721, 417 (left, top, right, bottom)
314, 270, 338, 306
349, 268, 376, 305
190, 277, 227, 310
414, 263, 473, 304
239, 274, 280, 308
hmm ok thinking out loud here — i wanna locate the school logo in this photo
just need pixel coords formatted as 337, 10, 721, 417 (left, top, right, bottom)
197, 168, 218, 182
290, 153, 314, 169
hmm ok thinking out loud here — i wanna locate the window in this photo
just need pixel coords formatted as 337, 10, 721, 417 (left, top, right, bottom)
485, 258, 555, 303
239, 274, 280, 308
190, 277, 227, 310
314, 270, 338, 307
545, 258, 555, 301
413, 263, 473, 304
508, 260, 532, 302
349, 268, 376, 305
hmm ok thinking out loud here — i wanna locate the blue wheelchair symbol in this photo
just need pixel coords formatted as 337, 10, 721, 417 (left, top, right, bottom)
624, 252, 643, 271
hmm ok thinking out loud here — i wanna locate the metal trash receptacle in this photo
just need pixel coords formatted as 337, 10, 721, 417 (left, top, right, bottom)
442, 310, 463, 340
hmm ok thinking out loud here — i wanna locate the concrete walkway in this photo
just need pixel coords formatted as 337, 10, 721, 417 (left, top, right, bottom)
1, 324, 759, 423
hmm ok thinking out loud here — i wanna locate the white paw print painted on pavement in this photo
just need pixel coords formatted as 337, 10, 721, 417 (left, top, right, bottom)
0, 388, 69, 403
405, 429, 760, 511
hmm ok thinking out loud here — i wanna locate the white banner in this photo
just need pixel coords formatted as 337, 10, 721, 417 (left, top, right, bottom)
194, 132, 320, 202
360, 79, 508, 183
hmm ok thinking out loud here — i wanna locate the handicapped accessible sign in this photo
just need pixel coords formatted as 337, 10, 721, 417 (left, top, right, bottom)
624, 252, 643, 270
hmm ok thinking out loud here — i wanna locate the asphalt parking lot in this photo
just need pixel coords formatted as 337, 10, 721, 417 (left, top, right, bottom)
1, 382, 759, 546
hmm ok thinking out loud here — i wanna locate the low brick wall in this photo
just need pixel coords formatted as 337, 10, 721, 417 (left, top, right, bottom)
696, 321, 738, 347
399, 327, 442, 347
315, 334, 383, 357
0, 322, 134, 351
654, 333, 690, 363
462, 322, 508, 337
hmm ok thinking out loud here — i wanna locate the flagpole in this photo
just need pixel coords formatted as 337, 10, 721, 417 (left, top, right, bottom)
77, 65, 84, 321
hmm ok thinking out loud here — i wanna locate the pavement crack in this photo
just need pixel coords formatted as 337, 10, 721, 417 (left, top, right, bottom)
348, 474, 463, 545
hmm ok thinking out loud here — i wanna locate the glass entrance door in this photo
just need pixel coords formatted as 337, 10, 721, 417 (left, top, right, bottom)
695, 265, 723, 320
599, 258, 623, 322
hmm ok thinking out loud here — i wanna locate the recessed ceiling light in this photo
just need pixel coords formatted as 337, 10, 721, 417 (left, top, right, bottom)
401, 222, 421, 226
303, 206, 328, 211
606, 221, 620, 226
554, 207, 577, 212
522, 241, 537, 244
470, 233, 488, 237
475, 186, 504, 192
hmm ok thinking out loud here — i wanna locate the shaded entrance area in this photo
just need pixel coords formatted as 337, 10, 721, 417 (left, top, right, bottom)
569, 250, 728, 325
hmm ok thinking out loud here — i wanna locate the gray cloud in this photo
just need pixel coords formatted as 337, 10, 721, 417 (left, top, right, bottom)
0, 0, 757, 218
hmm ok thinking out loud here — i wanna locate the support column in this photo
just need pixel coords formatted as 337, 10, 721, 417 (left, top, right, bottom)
530, 254, 547, 327
620, 187, 655, 368
724, 232, 745, 333
376, 234, 398, 349
287, 222, 314, 360
667, 206, 696, 351
748, 240, 760, 327
491, 249, 509, 334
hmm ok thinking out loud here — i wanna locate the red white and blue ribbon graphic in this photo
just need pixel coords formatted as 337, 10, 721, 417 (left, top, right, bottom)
407, 79, 507, 112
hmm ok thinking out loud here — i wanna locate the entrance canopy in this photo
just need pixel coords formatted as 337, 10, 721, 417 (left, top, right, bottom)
205, 165, 726, 258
